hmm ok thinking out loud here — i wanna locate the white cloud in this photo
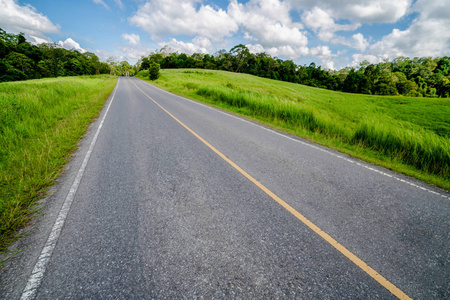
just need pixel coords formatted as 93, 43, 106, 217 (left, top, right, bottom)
309, 45, 337, 69
225, 0, 311, 60
230, 0, 294, 26
159, 37, 212, 54
93, 49, 137, 64
58, 38, 86, 53
351, 33, 369, 52
301, 7, 334, 41
368, 21, 450, 58
93, 49, 118, 63
246, 42, 336, 68
355, 0, 450, 64
125, 0, 447, 69
246, 44, 266, 54
350, 53, 384, 67
93, 0, 108, 9
122, 33, 140, 45
230, 0, 343, 62
129, 0, 238, 42
246, 43, 310, 60
229, 0, 307, 48
29, 35, 52, 44
413, 0, 450, 21
301, 7, 360, 43
0, 0, 60, 39
309, 45, 333, 57
321, 60, 336, 70
129, 0, 311, 61
288, 0, 412, 23
127, 0, 359, 64
341, 0, 411, 23
271, 46, 309, 59
118, 46, 153, 63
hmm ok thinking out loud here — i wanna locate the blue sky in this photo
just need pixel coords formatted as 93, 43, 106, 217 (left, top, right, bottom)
1, 0, 449, 69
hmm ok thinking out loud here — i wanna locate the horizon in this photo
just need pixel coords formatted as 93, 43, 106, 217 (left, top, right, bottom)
1, 0, 449, 69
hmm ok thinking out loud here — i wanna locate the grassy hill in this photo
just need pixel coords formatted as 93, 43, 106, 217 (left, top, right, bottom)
137, 69, 450, 191
0, 75, 117, 253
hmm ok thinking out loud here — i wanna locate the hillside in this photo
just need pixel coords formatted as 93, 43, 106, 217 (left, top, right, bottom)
141, 49, 450, 98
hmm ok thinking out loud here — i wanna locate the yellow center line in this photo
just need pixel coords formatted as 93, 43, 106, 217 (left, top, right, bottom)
131, 80, 412, 300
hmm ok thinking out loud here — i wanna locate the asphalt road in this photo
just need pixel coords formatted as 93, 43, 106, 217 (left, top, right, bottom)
1, 77, 449, 299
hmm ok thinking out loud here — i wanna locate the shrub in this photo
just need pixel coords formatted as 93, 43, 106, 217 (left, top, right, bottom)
149, 62, 160, 80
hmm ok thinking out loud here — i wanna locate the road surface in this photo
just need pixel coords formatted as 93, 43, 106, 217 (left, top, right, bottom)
1, 76, 449, 299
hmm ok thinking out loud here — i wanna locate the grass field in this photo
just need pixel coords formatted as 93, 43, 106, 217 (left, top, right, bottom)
0, 75, 117, 252
137, 69, 450, 190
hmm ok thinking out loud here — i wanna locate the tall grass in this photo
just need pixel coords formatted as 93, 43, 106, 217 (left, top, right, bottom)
196, 84, 347, 139
196, 84, 449, 178
137, 69, 450, 189
353, 121, 450, 177
0, 75, 117, 251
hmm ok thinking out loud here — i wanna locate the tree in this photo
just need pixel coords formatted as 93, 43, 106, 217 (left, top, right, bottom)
436, 57, 450, 76
149, 62, 160, 80
341, 69, 361, 93
4, 51, 34, 79
140, 57, 150, 70
279, 60, 296, 82
84, 52, 101, 74
148, 53, 164, 65
394, 72, 418, 96
68, 57, 83, 75
0, 28, 111, 81
161, 53, 178, 69
436, 77, 450, 97
230, 44, 251, 73
0, 60, 26, 81
373, 72, 398, 95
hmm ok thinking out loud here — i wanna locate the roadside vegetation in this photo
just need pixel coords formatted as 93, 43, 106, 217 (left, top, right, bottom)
136, 69, 450, 191
0, 75, 117, 252
0, 28, 136, 82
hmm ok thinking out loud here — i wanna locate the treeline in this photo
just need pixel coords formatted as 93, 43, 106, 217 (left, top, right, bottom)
0, 28, 111, 82
140, 45, 450, 98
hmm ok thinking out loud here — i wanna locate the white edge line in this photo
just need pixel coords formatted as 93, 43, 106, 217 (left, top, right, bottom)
135, 78, 449, 200
20, 77, 120, 300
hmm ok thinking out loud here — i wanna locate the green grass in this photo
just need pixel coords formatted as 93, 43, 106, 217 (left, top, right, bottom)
0, 75, 117, 252
137, 69, 450, 190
